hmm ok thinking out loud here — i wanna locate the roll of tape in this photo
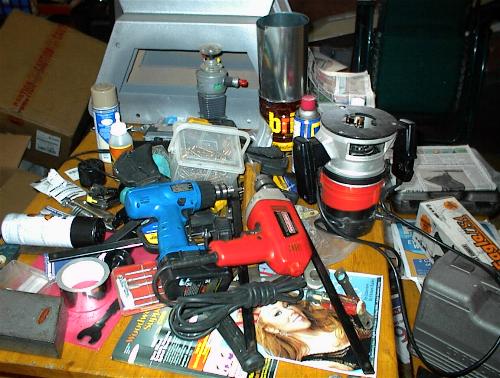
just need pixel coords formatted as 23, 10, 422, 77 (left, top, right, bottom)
56, 257, 110, 313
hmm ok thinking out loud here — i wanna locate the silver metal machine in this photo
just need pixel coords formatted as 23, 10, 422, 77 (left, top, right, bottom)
94, 0, 289, 139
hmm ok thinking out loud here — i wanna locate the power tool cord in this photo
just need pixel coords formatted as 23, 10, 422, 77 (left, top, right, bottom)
315, 181, 500, 377
168, 276, 306, 340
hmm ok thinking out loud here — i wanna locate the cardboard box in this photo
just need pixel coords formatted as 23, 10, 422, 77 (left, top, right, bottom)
0, 11, 106, 168
415, 196, 500, 271
0, 133, 41, 223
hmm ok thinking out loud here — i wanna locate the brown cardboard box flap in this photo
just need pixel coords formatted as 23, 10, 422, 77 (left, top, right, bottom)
0, 170, 40, 222
0, 133, 31, 170
0, 133, 40, 221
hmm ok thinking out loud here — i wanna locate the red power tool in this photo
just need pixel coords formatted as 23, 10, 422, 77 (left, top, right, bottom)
208, 176, 312, 277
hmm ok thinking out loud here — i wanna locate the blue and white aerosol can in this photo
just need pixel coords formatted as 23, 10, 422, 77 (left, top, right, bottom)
91, 83, 119, 163
293, 94, 321, 140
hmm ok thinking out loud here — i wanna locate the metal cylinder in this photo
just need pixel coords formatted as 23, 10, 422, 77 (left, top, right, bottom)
56, 257, 110, 313
257, 12, 309, 103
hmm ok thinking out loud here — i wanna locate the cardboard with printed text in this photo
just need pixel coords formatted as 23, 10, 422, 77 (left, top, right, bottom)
0, 11, 106, 168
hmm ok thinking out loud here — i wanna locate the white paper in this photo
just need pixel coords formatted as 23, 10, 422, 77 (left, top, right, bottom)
31, 169, 86, 204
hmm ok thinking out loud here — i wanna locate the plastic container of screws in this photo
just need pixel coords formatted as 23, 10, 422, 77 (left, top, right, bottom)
168, 122, 251, 185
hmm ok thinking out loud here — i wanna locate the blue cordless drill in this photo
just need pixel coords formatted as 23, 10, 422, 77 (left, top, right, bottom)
124, 180, 234, 262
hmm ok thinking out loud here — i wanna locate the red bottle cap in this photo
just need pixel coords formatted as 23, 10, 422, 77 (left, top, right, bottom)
238, 79, 249, 88
300, 94, 317, 111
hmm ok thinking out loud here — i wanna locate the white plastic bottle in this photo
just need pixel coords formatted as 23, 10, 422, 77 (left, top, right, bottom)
109, 112, 133, 162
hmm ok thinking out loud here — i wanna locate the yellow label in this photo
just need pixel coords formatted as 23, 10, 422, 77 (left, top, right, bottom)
272, 140, 293, 152
273, 176, 287, 190
268, 111, 295, 134
144, 231, 158, 245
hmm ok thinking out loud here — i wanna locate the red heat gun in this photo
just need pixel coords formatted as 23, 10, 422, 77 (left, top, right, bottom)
208, 178, 312, 277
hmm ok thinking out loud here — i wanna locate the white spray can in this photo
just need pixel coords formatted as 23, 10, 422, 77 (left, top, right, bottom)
91, 83, 119, 163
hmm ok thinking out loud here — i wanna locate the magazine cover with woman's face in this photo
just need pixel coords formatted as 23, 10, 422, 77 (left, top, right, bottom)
254, 265, 382, 377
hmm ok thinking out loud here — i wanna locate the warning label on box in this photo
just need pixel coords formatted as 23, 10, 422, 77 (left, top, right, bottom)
36, 130, 61, 157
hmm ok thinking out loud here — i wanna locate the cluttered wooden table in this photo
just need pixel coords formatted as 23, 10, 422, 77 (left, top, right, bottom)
0, 130, 399, 378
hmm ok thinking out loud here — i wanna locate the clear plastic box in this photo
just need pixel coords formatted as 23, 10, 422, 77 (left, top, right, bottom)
0, 260, 51, 293
168, 123, 250, 185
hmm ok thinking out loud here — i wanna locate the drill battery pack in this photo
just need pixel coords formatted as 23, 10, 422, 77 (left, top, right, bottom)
414, 252, 500, 377
159, 251, 233, 300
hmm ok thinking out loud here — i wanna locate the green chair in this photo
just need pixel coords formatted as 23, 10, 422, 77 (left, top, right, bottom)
366, 0, 489, 144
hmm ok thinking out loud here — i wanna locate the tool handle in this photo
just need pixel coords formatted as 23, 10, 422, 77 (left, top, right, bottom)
334, 268, 359, 300
210, 233, 270, 267
157, 213, 202, 260
95, 299, 120, 328
217, 315, 265, 373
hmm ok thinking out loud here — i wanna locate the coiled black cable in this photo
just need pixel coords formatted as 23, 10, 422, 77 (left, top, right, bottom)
168, 276, 306, 340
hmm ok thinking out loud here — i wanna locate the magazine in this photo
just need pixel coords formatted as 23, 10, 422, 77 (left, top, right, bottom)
112, 307, 278, 378
256, 265, 383, 377
391, 221, 432, 291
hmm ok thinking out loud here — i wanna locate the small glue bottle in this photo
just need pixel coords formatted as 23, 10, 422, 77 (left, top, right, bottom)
109, 112, 133, 162
293, 94, 321, 139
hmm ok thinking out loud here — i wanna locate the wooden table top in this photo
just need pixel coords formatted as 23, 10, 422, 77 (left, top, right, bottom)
0, 131, 401, 378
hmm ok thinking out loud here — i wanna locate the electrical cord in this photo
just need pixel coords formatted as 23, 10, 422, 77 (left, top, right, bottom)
168, 276, 306, 340
315, 179, 500, 377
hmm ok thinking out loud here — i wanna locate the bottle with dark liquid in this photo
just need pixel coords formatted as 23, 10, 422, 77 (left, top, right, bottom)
259, 97, 301, 153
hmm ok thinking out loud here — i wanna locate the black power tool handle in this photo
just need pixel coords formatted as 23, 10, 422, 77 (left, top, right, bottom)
217, 315, 265, 373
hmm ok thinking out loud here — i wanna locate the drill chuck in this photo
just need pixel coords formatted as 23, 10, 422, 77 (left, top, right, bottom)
214, 183, 235, 200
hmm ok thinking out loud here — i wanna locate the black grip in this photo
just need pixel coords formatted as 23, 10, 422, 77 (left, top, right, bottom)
293, 137, 318, 204
217, 316, 265, 373
293, 137, 329, 204
392, 119, 417, 183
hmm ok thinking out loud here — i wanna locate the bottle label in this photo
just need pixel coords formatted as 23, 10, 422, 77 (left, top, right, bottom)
93, 106, 118, 163
293, 116, 321, 139
272, 140, 293, 152
268, 111, 296, 135
1, 213, 74, 248
109, 144, 133, 162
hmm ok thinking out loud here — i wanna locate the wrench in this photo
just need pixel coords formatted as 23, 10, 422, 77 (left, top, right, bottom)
77, 299, 120, 344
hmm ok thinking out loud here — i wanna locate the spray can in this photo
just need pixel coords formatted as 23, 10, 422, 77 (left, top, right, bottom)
109, 112, 133, 162
293, 95, 321, 139
91, 83, 119, 163
1, 213, 106, 248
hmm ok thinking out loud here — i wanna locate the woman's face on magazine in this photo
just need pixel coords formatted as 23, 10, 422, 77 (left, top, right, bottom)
260, 301, 311, 333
